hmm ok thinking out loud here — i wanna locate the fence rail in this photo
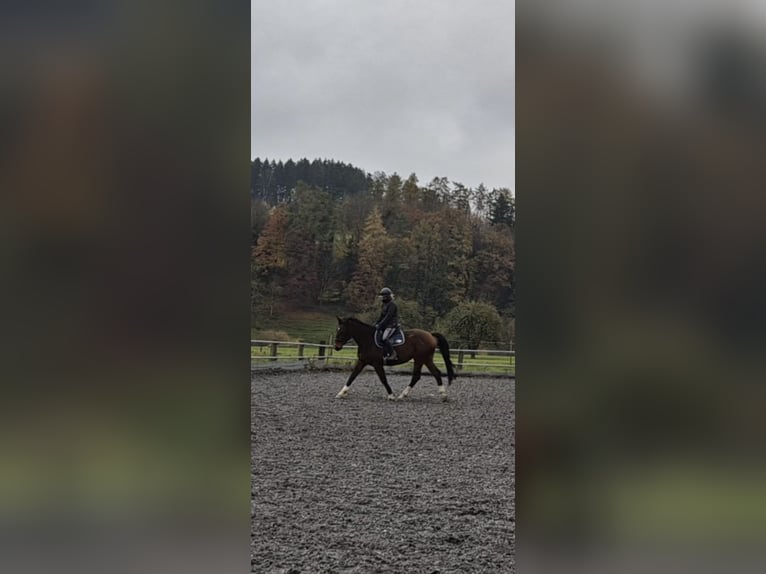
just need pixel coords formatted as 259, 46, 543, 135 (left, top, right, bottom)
250, 340, 515, 376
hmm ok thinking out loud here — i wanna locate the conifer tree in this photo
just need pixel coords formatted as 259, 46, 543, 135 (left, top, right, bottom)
345, 207, 390, 311
402, 173, 420, 205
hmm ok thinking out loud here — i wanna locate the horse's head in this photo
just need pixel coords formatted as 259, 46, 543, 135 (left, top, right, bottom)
334, 316, 351, 350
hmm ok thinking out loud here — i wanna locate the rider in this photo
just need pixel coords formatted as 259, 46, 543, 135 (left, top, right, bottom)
374, 287, 400, 360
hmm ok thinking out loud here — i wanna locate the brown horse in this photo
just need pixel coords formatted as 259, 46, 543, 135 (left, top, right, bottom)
333, 317, 456, 401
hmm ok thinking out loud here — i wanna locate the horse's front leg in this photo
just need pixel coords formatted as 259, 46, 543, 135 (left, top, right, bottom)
336, 360, 366, 398
373, 364, 396, 401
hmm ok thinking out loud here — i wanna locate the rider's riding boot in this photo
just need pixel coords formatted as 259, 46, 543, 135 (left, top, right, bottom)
383, 340, 396, 360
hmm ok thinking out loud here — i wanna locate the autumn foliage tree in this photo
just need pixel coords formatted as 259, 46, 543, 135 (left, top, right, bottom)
399, 209, 473, 314
345, 207, 390, 311
282, 183, 336, 305
468, 223, 515, 310
252, 205, 289, 320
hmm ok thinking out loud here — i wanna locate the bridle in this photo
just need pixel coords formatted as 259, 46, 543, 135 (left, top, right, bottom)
334, 324, 351, 350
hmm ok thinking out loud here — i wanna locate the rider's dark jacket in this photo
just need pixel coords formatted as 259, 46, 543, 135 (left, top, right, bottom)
376, 300, 399, 331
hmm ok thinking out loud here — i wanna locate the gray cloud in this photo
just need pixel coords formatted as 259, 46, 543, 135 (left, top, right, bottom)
252, 0, 515, 190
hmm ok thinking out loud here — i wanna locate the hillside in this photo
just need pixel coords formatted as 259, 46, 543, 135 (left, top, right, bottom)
251, 157, 515, 347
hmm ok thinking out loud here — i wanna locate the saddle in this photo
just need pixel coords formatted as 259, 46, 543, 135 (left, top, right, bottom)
374, 326, 405, 348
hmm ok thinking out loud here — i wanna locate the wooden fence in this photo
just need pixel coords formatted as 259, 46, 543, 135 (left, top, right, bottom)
250, 340, 515, 377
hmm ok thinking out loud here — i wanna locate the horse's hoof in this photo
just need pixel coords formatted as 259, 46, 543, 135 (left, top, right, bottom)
387, 394, 396, 401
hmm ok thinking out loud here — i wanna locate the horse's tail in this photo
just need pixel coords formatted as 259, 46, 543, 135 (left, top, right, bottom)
432, 332, 456, 385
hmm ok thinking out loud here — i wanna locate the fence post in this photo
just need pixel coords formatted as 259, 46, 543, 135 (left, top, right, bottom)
457, 350, 464, 371
270, 342, 278, 362
298, 343, 304, 361
317, 341, 325, 364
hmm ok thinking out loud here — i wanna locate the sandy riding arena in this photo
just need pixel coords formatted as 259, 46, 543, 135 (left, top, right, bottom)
251, 370, 515, 573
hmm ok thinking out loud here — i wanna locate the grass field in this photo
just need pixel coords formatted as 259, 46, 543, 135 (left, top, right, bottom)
252, 306, 515, 375
252, 307, 342, 343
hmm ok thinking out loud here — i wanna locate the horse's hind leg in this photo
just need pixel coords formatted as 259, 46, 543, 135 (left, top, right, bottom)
425, 359, 448, 401
398, 360, 423, 400
372, 364, 395, 400
336, 360, 365, 398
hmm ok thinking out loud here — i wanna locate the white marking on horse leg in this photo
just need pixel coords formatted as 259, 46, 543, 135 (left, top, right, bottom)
336, 385, 350, 398
439, 385, 448, 401
387, 393, 396, 401
398, 386, 410, 400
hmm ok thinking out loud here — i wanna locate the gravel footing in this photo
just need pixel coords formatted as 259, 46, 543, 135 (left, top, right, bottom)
252, 371, 515, 573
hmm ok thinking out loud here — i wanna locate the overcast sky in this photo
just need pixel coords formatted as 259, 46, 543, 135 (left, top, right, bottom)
251, 1, 515, 191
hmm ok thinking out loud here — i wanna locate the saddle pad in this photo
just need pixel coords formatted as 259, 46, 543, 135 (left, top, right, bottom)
374, 327, 405, 348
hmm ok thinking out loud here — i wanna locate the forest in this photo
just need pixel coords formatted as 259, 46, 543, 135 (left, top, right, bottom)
251, 158, 515, 347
